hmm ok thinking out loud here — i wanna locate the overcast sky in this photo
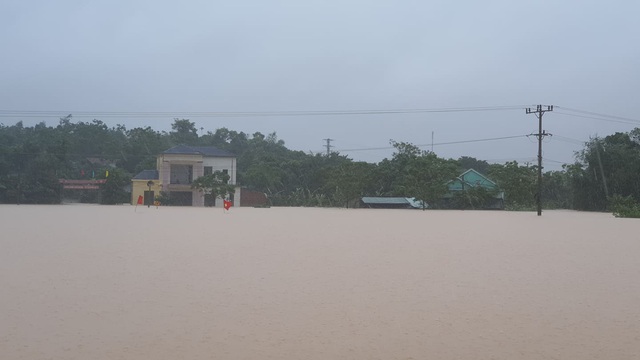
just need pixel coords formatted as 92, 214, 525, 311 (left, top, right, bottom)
1, 0, 639, 170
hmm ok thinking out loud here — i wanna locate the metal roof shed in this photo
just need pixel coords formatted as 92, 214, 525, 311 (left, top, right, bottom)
361, 197, 424, 209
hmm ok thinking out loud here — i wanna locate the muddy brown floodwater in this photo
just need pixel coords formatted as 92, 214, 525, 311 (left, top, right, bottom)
1, 205, 639, 359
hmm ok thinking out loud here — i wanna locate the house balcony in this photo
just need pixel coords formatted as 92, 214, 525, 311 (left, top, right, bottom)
168, 164, 194, 187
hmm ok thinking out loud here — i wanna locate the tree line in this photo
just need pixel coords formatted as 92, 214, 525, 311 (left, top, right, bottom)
1, 116, 638, 212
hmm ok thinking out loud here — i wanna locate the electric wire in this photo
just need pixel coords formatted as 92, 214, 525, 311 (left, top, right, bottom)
554, 110, 640, 126
552, 135, 588, 145
555, 106, 640, 124
335, 134, 529, 153
0, 105, 534, 118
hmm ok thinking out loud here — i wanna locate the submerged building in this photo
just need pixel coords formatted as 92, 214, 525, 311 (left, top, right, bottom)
131, 145, 239, 207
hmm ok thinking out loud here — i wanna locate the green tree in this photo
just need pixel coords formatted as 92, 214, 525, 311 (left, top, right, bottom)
488, 161, 537, 209
191, 171, 236, 206
541, 169, 573, 209
199, 127, 249, 154
397, 152, 458, 209
327, 161, 374, 208
237, 132, 292, 196
101, 168, 131, 204
457, 156, 490, 174
124, 126, 170, 174
170, 118, 199, 145
570, 131, 640, 210
0, 122, 65, 204
609, 194, 640, 218
371, 141, 423, 197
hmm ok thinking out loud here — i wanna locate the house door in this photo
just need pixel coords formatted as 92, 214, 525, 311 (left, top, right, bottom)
204, 193, 216, 207
144, 191, 155, 206
171, 191, 193, 206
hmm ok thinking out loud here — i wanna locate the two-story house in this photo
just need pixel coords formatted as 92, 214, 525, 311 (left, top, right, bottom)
132, 145, 239, 207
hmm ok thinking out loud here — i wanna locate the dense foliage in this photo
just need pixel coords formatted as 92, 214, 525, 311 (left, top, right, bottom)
609, 195, 640, 218
1, 116, 639, 213
191, 171, 236, 206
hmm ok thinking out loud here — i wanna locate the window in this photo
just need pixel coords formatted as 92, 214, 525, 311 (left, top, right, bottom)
170, 164, 193, 184
204, 166, 213, 176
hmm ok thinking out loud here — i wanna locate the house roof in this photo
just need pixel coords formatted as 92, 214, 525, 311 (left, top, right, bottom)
448, 168, 498, 190
362, 197, 411, 205
162, 145, 235, 157
132, 170, 159, 180
361, 197, 425, 208
459, 169, 497, 186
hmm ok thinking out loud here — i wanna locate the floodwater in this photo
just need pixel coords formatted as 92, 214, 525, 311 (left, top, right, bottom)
1, 205, 639, 359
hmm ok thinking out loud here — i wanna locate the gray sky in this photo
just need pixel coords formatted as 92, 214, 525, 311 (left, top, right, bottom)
2, 0, 639, 170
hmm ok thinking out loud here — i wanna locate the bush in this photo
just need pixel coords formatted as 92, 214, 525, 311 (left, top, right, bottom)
449, 187, 496, 210
100, 168, 131, 205
609, 195, 640, 218
155, 191, 174, 206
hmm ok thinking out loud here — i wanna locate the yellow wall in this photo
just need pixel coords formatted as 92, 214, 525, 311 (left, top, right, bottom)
131, 180, 163, 205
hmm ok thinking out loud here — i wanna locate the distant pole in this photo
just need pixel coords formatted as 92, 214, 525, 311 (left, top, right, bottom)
323, 138, 334, 156
526, 105, 553, 216
593, 137, 609, 198
147, 180, 154, 208
431, 131, 434, 152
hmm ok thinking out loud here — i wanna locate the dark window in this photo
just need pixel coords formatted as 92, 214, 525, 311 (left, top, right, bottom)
170, 164, 193, 184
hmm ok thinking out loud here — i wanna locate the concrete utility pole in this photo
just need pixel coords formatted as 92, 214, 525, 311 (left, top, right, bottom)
323, 138, 334, 156
431, 131, 434, 152
593, 137, 610, 199
526, 105, 553, 216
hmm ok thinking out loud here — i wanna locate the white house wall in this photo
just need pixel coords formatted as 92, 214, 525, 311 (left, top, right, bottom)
154, 153, 237, 207
234, 187, 241, 207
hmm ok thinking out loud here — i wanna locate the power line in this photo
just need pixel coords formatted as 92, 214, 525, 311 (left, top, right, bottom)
485, 157, 537, 163
3, 105, 637, 127
544, 158, 570, 164
334, 134, 529, 153
0, 105, 533, 118
554, 111, 640, 125
555, 106, 640, 124
552, 134, 587, 145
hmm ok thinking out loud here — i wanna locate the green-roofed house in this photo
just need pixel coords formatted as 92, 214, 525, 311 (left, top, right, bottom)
444, 169, 504, 209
